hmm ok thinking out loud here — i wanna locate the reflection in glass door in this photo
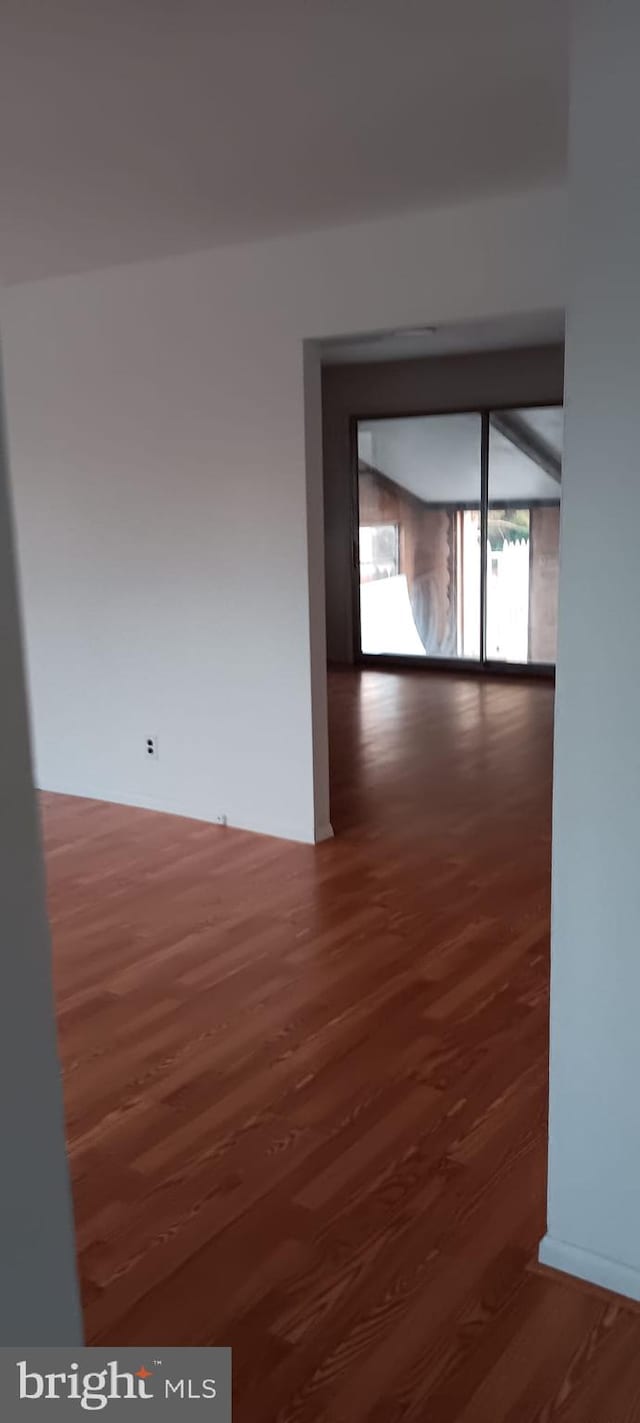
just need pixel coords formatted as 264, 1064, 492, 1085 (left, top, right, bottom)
486, 408, 562, 664
357, 414, 482, 659
356, 404, 562, 669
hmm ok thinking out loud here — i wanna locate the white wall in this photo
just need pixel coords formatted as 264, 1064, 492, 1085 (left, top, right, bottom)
540, 0, 640, 1300
1, 186, 565, 841
0, 352, 82, 1342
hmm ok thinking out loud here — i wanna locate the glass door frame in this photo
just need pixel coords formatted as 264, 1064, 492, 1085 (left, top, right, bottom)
350, 402, 560, 678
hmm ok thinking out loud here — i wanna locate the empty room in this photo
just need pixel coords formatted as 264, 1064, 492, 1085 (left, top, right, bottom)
3, 2, 640, 1419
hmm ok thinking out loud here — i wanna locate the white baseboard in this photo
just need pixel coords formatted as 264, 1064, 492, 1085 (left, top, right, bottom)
539, 1233, 640, 1303
36, 779, 324, 846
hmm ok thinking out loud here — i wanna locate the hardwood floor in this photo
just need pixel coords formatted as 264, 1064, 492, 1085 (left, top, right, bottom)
42, 668, 640, 1420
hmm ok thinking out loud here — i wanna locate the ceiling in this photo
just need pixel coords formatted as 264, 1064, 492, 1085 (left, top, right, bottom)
320, 310, 565, 365
0, 0, 569, 287
359, 407, 563, 503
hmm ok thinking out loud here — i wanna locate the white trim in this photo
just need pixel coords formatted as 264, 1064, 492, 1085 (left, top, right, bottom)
539, 1234, 640, 1303
35, 779, 320, 846
314, 822, 334, 843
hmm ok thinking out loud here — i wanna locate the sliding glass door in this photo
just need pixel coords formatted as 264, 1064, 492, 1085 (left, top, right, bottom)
486, 407, 562, 665
357, 414, 482, 660
355, 404, 562, 670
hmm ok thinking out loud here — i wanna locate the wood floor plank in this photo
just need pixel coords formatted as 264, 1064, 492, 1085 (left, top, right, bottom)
41, 667, 640, 1420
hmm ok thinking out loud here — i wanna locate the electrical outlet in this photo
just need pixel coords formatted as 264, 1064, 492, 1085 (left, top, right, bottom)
216, 813, 227, 826
146, 735, 159, 760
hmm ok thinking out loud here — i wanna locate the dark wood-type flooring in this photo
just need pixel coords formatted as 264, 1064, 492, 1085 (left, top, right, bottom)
42, 669, 640, 1420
